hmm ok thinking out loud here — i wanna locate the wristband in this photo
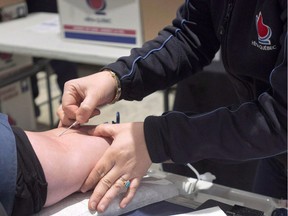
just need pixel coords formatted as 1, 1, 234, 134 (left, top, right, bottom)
109, 71, 121, 104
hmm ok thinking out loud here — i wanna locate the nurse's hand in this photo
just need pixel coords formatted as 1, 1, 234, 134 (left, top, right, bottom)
80, 122, 152, 212
57, 71, 117, 126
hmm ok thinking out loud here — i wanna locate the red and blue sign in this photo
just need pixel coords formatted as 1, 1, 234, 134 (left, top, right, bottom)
62, 0, 138, 46
64, 25, 137, 44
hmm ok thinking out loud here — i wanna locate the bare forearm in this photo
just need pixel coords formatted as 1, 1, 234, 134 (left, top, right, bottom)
25, 126, 110, 206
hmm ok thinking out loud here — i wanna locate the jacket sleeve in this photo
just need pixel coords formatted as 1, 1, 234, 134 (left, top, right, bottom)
105, 0, 220, 101
144, 13, 287, 164
0, 113, 17, 216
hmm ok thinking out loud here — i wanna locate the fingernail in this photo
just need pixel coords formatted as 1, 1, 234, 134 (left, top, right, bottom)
90, 201, 96, 211
80, 185, 88, 192
98, 204, 106, 212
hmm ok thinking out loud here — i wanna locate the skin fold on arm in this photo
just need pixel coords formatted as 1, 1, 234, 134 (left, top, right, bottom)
25, 126, 111, 207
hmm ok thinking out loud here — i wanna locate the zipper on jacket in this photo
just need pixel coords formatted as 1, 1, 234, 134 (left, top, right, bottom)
220, 0, 254, 100
219, 0, 234, 36
220, 0, 234, 68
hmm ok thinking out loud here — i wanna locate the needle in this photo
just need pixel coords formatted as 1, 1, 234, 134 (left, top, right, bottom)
58, 121, 78, 137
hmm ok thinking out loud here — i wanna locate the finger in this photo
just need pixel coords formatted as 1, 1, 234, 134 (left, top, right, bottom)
80, 153, 115, 193
57, 121, 63, 127
57, 104, 76, 126
87, 165, 128, 212
90, 109, 101, 118
61, 96, 80, 120
56, 105, 64, 127
76, 96, 101, 123
61, 83, 82, 119
82, 145, 121, 212
96, 176, 131, 212
60, 102, 100, 125
88, 123, 115, 137
119, 177, 141, 208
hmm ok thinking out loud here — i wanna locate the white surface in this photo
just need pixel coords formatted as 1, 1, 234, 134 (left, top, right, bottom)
34, 171, 282, 216
171, 207, 226, 216
0, 13, 131, 65
35, 177, 179, 216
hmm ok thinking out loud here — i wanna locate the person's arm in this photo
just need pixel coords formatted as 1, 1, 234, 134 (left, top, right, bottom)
0, 114, 17, 216
144, 2, 288, 164
25, 126, 111, 207
105, 0, 219, 101
58, 0, 219, 126
59, 0, 287, 213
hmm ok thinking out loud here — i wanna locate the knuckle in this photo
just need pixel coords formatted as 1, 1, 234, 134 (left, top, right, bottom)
93, 191, 105, 201
129, 184, 137, 191
84, 169, 104, 187
56, 105, 62, 113
95, 169, 104, 179
64, 80, 70, 87
101, 178, 113, 189
113, 182, 123, 190
64, 80, 74, 89
127, 187, 137, 196
103, 193, 115, 203
86, 175, 97, 186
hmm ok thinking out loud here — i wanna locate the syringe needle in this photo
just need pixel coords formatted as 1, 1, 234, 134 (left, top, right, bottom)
58, 121, 78, 137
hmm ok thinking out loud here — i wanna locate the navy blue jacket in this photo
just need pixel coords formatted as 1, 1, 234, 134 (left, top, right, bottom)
0, 114, 17, 215
105, 0, 287, 163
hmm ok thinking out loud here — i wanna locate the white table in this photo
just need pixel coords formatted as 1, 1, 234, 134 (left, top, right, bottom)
35, 171, 283, 216
0, 12, 131, 65
0, 12, 131, 127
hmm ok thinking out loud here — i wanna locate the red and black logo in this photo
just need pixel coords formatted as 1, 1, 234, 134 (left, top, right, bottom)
86, 0, 106, 15
256, 12, 272, 45
251, 12, 276, 50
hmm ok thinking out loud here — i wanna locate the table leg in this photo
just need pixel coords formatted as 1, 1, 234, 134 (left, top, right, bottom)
44, 66, 54, 128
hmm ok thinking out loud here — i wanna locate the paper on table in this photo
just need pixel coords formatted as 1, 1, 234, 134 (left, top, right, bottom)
35, 177, 179, 216
28, 17, 60, 33
171, 206, 227, 216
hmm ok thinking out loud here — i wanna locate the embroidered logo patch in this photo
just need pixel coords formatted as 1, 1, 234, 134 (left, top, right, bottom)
256, 12, 272, 45
251, 12, 276, 51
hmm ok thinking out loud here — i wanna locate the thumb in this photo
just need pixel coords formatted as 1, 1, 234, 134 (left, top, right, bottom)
76, 95, 101, 123
88, 123, 115, 137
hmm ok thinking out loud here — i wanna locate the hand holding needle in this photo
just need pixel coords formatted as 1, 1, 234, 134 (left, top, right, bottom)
58, 121, 78, 137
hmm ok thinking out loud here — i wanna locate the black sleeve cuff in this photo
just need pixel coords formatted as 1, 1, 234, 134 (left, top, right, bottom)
144, 116, 170, 163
